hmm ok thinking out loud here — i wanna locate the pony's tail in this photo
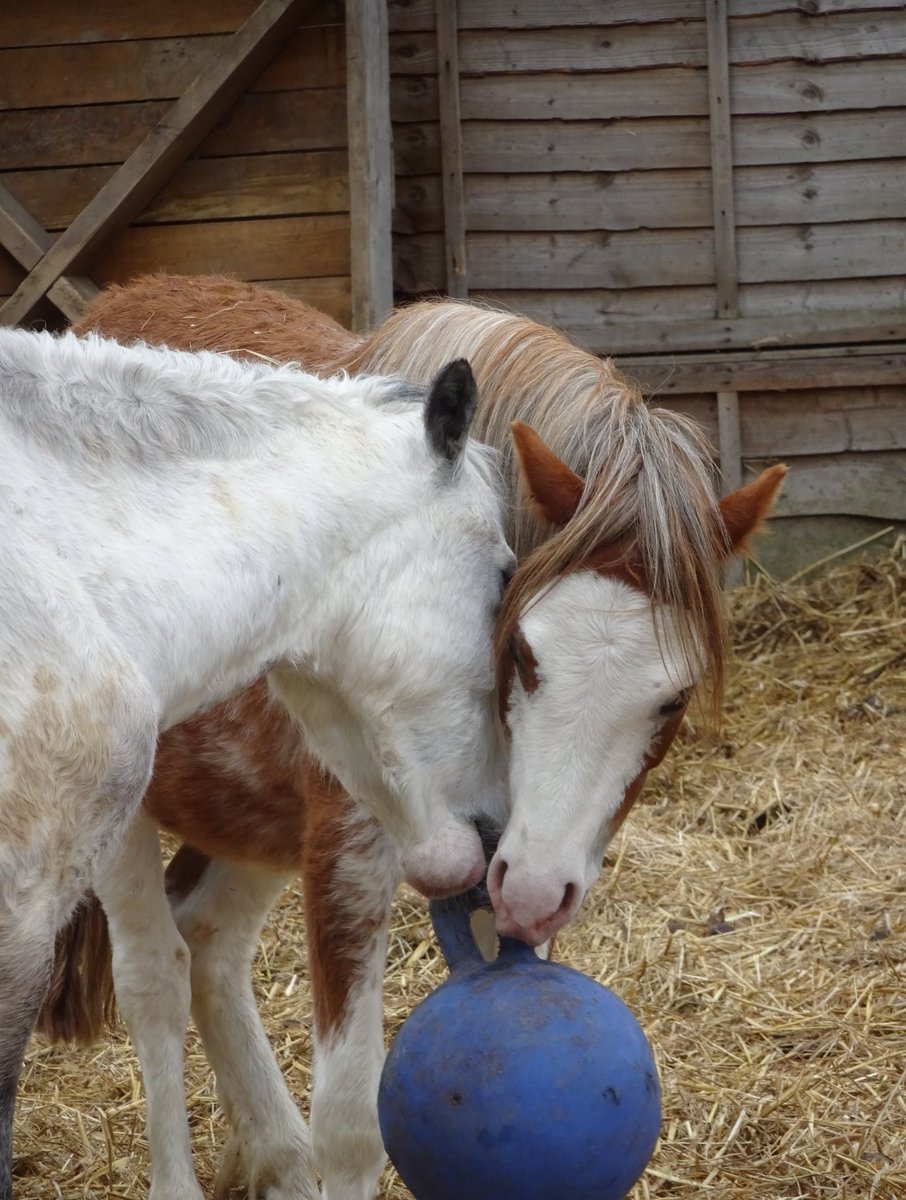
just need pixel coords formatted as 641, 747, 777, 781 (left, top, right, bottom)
35, 893, 117, 1045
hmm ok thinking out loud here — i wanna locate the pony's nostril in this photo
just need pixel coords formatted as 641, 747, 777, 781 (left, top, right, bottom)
557, 880, 578, 917
487, 855, 508, 893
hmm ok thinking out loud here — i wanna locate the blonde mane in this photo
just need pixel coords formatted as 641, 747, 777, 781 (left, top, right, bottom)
344, 300, 730, 715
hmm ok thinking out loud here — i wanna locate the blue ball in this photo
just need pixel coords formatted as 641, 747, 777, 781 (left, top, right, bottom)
378, 934, 660, 1200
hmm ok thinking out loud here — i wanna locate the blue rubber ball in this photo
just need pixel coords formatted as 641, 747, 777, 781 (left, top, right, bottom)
378, 925, 660, 1200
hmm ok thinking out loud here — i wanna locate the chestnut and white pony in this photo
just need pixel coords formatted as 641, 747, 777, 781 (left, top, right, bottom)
0, 327, 518, 1200
43, 275, 785, 1200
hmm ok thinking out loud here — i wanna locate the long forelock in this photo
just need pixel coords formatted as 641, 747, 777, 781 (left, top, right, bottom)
349, 302, 732, 720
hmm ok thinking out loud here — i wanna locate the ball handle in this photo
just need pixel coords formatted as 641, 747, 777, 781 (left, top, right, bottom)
429, 818, 537, 974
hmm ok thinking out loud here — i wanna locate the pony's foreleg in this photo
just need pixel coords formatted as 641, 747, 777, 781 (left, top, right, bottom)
0, 882, 57, 1200
91, 815, 203, 1200
165, 851, 317, 1200
303, 777, 402, 1200
1, 680, 157, 1200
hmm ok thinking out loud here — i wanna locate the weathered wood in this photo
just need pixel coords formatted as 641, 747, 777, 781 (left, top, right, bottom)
395, 110, 906, 175
4, 152, 349, 232
755, 451, 906, 521
0, 216, 350, 295
389, 0, 906, 30
0, 186, 98, 321
616, 345, 906, 394
732, 1, 906, 14
390, 24, 709, 75
390, 14, 906, 76
89, 215, 351, 285
730, 10, 906, 65
435, 0, 468, 297
394, 159, 906, 233
394, 59, 906, 122
740, 392, 906, 457
658, 386, 906, 457
346, 0, 394, 329
1, 0, 315, 327
4, 1, 258, 47
568, 311, 906, 355
388, 0, 704, 32
395, 222, 906, 293
705, 0, 738, 319
0, 25, 345, 110
0, 90, 347, 174
473, 279, 906, 328
717, 392, 743, 495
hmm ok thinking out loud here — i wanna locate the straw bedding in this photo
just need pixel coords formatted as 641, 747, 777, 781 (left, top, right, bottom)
13, 542, 905, 1199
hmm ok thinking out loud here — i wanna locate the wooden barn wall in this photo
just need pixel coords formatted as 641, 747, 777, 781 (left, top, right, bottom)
387, 0, 906, 576
0, 0, 352, 325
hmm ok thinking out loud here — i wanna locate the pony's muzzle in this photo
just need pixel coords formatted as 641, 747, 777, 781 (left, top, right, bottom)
486, 853, 583, 946
400, 820, 487, 900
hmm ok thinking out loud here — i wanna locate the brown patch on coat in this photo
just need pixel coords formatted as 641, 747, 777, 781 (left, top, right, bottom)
145, 681, 306, 872
302, 769, 390, 1038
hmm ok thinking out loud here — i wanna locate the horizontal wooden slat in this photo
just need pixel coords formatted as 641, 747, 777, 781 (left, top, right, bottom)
658, 386, 906, 457
393, 171, 712, 232
390, 25, 709, 75
568, 311, 906, 355
616, 345, 906, 393
737, 221, 906, 285
89, 216, 351, 286
394, 111, 906, 175
731, 10, 906, 64
394, 160, 906, 232
390, 14, 906, 76
0, 26, 345, 110
3, 151, 349, 230
473, 278, 906, 333
740, 391, 906, 457
0, 90, 347, 170
395, 222, 906, 292
4, 1, 255, 46
732, 1, 906, 14
752, 451, 906, 521
394, 229, 715, 291
393, 60, 906, 123
0, 214, 351, 295
388, 0, 704, 32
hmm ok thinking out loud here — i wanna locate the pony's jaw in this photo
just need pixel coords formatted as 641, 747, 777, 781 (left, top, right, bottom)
493, 571, 694, 943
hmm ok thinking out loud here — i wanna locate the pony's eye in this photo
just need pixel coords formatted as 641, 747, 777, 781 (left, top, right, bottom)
659, 690, 691, 716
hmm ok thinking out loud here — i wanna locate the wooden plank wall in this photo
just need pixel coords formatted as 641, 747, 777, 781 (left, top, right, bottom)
388, 0, 906, 576
0, 0, 352, 324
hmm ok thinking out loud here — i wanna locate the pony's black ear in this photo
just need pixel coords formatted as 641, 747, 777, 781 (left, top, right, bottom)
424, 358, 478, 466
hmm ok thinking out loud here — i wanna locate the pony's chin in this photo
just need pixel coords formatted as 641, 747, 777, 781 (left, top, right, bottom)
400, 824, 486, 899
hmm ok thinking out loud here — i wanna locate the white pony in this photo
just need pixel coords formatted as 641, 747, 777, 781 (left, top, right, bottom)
0, 327, 515, 1200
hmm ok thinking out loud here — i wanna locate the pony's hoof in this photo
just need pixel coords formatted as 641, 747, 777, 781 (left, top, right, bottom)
214, 1128, 319, 1200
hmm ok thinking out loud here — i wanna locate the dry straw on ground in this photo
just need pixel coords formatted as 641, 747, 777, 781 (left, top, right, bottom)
14, 541, 906, 1200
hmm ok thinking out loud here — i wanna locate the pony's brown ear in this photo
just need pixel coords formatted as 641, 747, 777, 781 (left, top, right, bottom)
510, 420, 585, 528
719, 463, 788, 555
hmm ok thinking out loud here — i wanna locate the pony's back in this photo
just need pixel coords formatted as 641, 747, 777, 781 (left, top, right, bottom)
74, 273, 361, 369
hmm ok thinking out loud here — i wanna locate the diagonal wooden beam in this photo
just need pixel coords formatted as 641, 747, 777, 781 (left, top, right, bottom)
0, 184, 98, 322
0, 0, 310, 327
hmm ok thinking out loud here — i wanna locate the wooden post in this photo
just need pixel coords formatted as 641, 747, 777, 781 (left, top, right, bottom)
436, 0, 467, 298
706, 0, 743, 581
346, 0, 394, 331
